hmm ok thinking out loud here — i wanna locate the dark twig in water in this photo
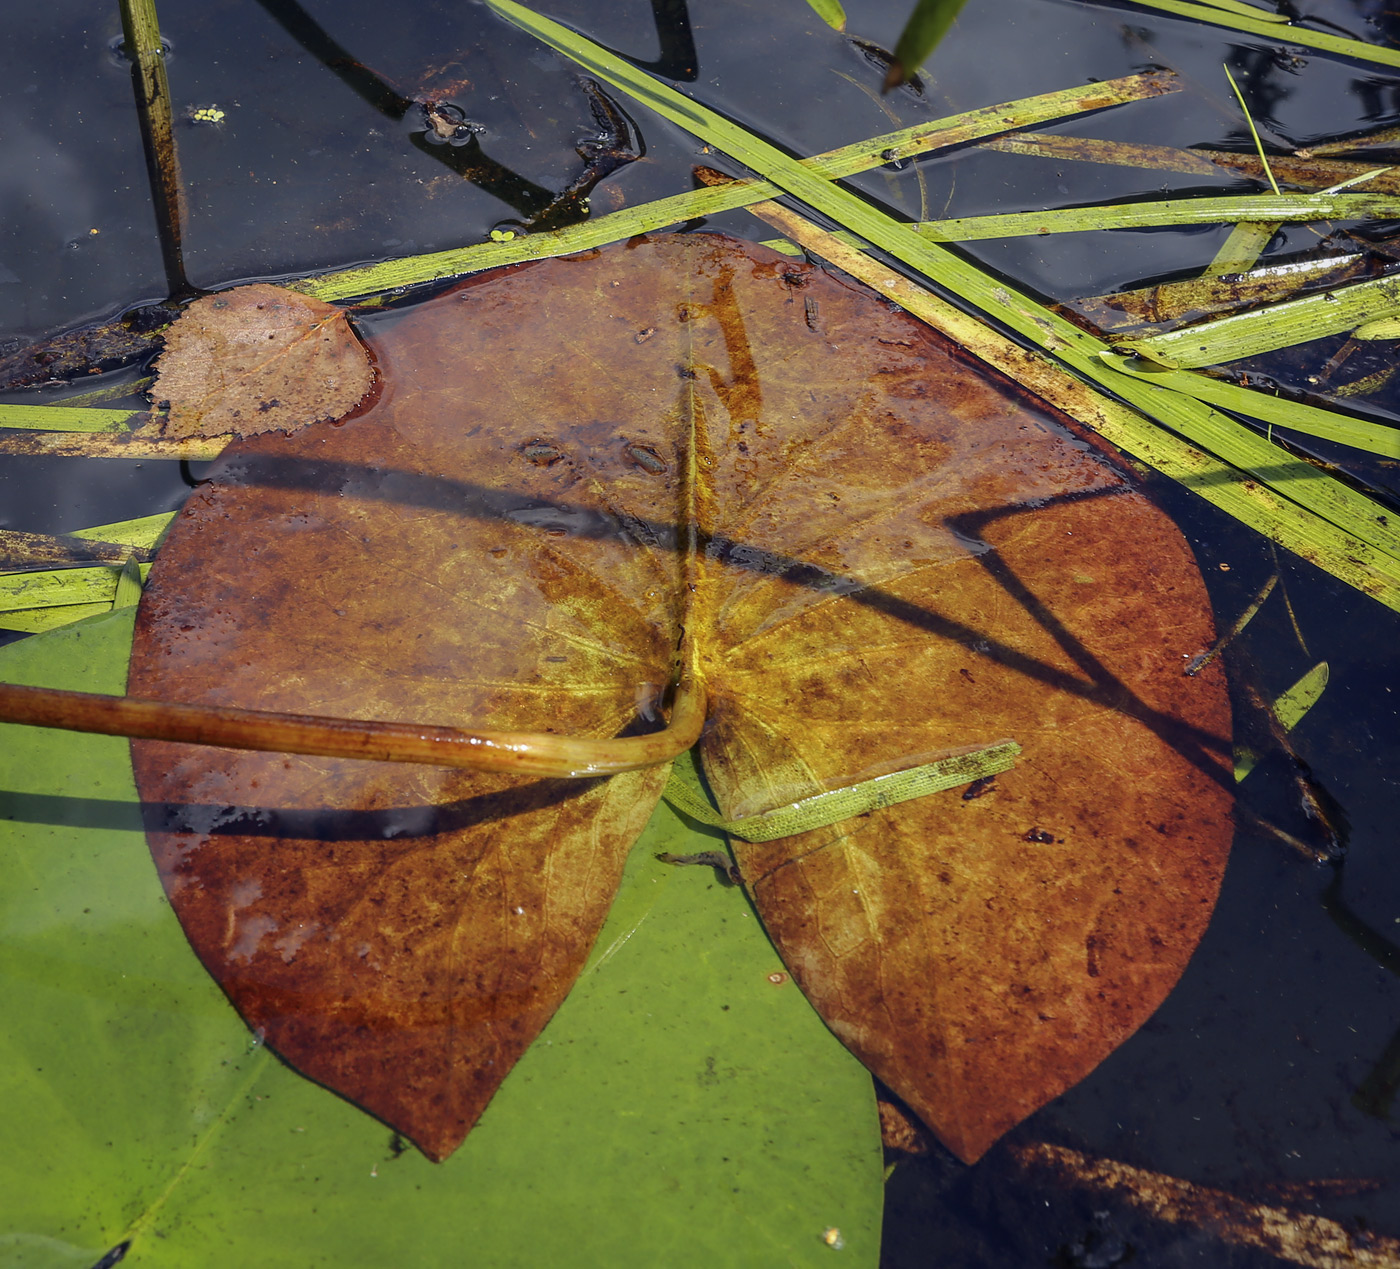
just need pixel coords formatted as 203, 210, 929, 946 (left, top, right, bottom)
117, 0, 192, 299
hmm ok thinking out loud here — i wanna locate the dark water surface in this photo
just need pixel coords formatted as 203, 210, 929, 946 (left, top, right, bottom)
3, 0, 1399, 1264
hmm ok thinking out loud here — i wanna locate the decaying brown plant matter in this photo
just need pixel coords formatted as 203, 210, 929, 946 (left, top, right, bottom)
10, 235, 1235, 1164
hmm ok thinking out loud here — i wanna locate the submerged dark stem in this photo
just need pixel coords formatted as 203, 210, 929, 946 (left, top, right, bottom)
118, 0, 191, 299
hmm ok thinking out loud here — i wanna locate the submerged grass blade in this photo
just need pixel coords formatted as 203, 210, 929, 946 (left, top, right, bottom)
977, 133, 1400, 194
1119, 273, 1400, 367
1334, 362, 1400, 399
662, 742, 1020, 841
1185, 574, 1276, 675
1300, 124, 1400, 158
1273, 661, 1330, 732
119, 0, 187, 295
492, 0, 1400, 609
297, 71, 1178, 301
1202, 221, 1281, 276
1234, 661, 1329, 779
1076, 253, 1365, 331
914, 191, 1400, 240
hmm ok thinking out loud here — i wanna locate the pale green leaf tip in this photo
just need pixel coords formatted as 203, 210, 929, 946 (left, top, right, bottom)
1352, 316, 1400, 340
112, 557, 144, 610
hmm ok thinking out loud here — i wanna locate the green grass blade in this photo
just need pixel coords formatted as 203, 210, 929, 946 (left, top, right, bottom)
1102, 355, 1400, 458
1120, 273, 1400, 368
1101, 0, 1400, 68
740, 199, 1400, 611
38, 377, 155, 408
1194, 0, 1290, 21
803, 0, 846, 31
0, 602, 113, 634
0, 564, 153, 614
112, 558, 144, 610
1223, 64, 1281, 195
0, 405, 143, 433
1318, 166, 1393, 195
663, 742, 1020, 841
299, 71, 1178, 301
1106, 371, 1400, 564
887, 0, 970, 88
914, 192, 1399, 240
69, 512, 176, 549
1354, 316, 1400, 339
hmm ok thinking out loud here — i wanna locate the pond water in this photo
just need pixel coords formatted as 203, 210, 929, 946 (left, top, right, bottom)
2, 0, 1399, 1265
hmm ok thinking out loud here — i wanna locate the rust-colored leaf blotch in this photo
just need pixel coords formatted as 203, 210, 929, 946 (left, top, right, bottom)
152, 283, 373, 439
129, 234, 1232, 1164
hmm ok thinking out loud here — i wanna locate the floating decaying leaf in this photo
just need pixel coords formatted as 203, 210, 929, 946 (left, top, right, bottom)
128, 234, 1233, 1164
152, 284, 374, 439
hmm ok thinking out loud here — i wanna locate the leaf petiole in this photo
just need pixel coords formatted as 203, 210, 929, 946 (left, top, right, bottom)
0, 670, 706, 778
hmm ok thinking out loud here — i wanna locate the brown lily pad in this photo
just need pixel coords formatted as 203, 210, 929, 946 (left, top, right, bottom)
128, 233, 1232, 1163
152, 283, 374, 439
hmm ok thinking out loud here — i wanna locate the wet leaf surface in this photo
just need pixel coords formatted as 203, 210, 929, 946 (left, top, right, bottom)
151, 284, 374, 440
128, 233, 1233, 1164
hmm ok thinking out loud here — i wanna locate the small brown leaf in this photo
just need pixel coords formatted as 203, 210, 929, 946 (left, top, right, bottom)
152, 284, 373, 439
